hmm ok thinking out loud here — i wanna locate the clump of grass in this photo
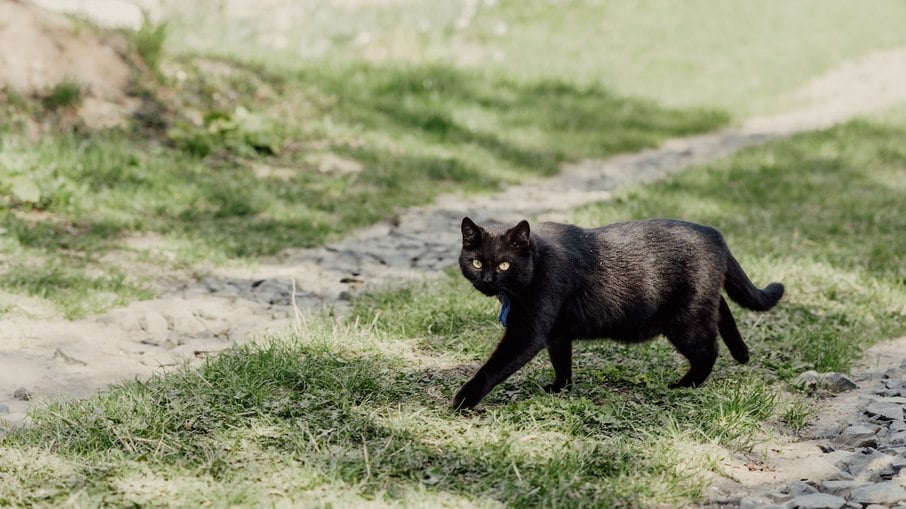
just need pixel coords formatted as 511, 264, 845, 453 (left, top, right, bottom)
781, 399, 812, 432
41, 80, 82, 111
130, 15, 168, 71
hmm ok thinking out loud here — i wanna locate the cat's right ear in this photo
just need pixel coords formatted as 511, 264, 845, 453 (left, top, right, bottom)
461, 217, 483, 249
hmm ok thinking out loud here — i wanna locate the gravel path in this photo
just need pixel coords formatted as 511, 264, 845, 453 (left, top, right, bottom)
2, 42, 906, 504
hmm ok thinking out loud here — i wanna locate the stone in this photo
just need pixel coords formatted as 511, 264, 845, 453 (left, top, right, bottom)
849, 481, 906, 505
890, 421, 906, 432
819, 373, 859, 393
820, 480, 872, 496
866, 401, 905, 421
795, 370, 820, 391
886, 431, 906, 448
13, 387, 31, 401
788, 480, 819, 497
836, 448, 906, 481
740, 495, 775, 509
837, 424, 880, 448
0, 403, 9, 414
785, 492, 846, 509
866, 504, 889, 509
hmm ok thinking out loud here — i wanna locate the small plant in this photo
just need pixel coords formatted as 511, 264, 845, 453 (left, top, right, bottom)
131, 14, 168, 71
781, 400, 812, 432
41, 80, 83, 111
167, 106, 280, 157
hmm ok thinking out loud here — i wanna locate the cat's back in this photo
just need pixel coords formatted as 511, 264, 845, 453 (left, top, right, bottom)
593, 218, 723, 252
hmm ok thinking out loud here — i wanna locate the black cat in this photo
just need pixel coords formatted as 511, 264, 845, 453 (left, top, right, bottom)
453, 217, 784, 409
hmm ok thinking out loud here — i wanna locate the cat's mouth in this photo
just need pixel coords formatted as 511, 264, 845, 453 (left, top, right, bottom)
473, 283, 502, 297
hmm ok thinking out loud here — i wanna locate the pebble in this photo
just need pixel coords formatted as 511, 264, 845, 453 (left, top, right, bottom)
849, 481, 906, 505
785, 492, 846, 509
736, 367, 906, 509
789, 480, 819, 497
12, 387, 31, 401
866, 401, 905, 421
820, 373, 859, 393
0, 404, 9, 414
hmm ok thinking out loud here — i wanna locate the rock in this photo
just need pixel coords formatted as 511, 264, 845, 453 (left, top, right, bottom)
837, 448, 905, 481
849, 481, 906, 505
0, 403, 9, 414
890, 421, 906, 432
820, 480, 872, 496
740, 495, 776, 509
819, 373, 859, 393
13, 387, 31, 401
836, 424, 880, 448
866, 504, 889, 509
885, 431, 906, 448
795, 370, 820, 391
788, 480, 819, 497
785, 492, 846, 509
866, 401, 905, 421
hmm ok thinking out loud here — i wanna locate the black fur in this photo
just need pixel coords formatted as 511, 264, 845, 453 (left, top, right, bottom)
453, 217, 784, 409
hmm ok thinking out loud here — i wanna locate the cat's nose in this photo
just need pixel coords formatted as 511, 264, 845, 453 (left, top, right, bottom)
481, 273, 494, 284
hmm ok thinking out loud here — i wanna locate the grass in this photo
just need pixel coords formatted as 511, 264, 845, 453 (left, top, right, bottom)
0, 55, 726, 318
129, 16, 168, 72
40, 80, 83, 111
166, 0, 906, 115
6, 0, 906, 318
3, 113, 904, 507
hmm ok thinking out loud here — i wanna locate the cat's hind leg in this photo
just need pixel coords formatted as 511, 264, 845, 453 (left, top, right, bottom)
718, 296, 750, 364
544, 338, 573, 393
666, 323, 719, 388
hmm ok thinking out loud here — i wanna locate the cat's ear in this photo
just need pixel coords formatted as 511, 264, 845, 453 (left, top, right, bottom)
461, 217, 484, 249
506, 220, 531, 250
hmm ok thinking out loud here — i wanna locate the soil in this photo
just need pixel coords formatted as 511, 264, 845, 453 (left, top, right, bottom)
0, 0, 139, 128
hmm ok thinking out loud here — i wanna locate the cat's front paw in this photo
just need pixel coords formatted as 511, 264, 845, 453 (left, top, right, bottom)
543, 379, 573, 394
452, 380, 486, 410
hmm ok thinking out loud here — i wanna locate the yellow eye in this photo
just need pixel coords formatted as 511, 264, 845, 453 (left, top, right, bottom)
498, 261, 510, 271
471, 259, 483, 269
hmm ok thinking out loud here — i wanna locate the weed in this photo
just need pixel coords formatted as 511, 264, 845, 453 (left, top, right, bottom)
781, 399, 812, 432
130, 15, 168, 71
41, 80, 82, 111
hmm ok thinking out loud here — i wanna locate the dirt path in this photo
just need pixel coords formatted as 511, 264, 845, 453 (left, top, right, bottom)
2, 39, 906, 505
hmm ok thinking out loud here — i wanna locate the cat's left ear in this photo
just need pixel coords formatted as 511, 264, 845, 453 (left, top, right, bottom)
506, 220, 531, 250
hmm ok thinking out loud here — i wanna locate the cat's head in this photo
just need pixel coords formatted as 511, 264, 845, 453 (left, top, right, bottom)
459, 217, 534, 297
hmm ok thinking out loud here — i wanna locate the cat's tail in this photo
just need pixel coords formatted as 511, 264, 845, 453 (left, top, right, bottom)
723, 253, 784, 312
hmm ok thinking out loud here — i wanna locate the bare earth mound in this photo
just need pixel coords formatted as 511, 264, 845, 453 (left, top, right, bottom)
0, 0, 137, 127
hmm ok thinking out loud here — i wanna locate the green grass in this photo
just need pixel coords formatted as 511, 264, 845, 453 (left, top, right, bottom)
167, 0, 906, 115
3, 113, 904, 507
129, 16, 169, 72
0, 55, 725, 318
40, 80, 83, 111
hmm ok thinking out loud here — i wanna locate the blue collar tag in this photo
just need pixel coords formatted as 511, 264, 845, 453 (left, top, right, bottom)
498, 294, 511, 327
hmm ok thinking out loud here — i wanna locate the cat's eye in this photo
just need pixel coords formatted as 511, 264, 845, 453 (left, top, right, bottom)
498, 261, 511, 271
471, 259, 483, 269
